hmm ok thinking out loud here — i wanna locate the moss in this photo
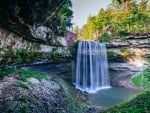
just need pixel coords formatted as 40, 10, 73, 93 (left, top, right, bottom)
107, 51, 116, 58
58, 78, 71, 88
0, 67, 16, 79
18, 70, 46, 81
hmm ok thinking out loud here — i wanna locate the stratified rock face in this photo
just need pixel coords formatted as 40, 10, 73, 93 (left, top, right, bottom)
0, 27, 69, 65
106, 35, 150, 88
0, 0, 66, 45
106, 35, 150, 62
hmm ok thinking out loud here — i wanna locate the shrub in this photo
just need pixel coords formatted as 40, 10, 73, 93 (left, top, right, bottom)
132, 68, 150, 90
99, 32, 112, 42
107, 51, 116, 58
120, 47, 132, 57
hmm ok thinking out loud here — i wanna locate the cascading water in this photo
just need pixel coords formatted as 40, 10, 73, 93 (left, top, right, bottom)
73, 41, 110, 93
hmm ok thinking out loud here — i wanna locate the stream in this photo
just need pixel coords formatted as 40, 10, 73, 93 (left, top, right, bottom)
22, 62, 142, 108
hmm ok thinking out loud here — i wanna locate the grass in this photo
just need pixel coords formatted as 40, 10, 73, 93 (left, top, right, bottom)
0, 66, 47, 82
18, 70, 46, 81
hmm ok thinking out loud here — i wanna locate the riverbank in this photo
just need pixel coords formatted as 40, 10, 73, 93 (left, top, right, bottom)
0, 67, 101, 113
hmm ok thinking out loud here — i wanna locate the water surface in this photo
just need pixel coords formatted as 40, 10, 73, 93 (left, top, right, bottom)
87, 87, 142, 108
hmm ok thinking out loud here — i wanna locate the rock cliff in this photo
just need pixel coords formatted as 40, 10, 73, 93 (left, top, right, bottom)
106, 34, 150, 88
0, 0, 67, 45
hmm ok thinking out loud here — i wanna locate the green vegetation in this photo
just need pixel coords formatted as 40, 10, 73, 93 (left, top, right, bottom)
146, 57, 150, 63
79, 0, 150, 40
0, 66, 46, 82
120, 47, 132, 57
65, 93, 87, 112
0, 47, 71, 65
104, 55, 150, 113
59, 78, 71, 88
102, 91, 150, 113
18, 70, 46, 81
0, 67, 16, 79
14, 95, 32, 113
0, 48, 44, 65
58, 0, 73, 35
107, 51, 116, 58
132, 68, 150, 90
99, 32, 112, 42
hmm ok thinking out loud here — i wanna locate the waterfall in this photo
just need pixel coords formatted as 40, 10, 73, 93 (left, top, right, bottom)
73, 41, 110, 93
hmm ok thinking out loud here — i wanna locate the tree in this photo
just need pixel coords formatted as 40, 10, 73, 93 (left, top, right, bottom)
58, 0, 73, 35
78, 0, 150, 41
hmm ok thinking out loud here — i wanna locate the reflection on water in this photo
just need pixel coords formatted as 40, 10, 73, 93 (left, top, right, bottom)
87, 87, 142, 108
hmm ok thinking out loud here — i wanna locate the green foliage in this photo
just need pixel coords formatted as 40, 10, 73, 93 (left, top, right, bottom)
99, 32, 112, 42
79, 0, 150, 41
107, 51, 116, 58
120, 47, 132, 57
102, 91, 150, 113
0, 48, 44, 65
132, 68, 150, 90
0, 67, 16, 79
0, 46, 71, 65
18, 70, 46, 81
58, 0, 73, 34
119, 31, 127, 41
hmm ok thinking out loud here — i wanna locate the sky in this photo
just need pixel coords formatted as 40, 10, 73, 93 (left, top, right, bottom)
71, 0, 112, 28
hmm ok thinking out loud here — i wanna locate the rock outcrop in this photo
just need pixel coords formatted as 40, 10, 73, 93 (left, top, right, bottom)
0, 27, 70, 65
0, 0, 67, 45
106, 34, 150, 58
107, 34, 150, 88
109, 62, 147, 88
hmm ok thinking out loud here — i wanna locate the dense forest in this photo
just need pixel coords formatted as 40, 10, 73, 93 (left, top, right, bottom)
75, 0, 150, 41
